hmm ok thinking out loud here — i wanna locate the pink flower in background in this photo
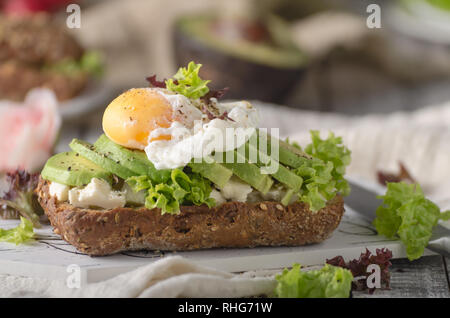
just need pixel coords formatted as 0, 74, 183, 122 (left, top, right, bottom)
0, 89, 61, 173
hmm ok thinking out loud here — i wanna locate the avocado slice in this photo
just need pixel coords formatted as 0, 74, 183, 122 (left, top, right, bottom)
69, 139, 136, 180
177, 15, 305, 69
189, 158, 233, 189
221, 150, 273, 194
281, 188, 296, 206
41, 151, 112, 187
257, 129, 310, 169
94, 134, 170, 184
243, 142, 303, 191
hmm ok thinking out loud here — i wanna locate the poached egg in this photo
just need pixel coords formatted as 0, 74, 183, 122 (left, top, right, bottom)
102, 87, 258, 170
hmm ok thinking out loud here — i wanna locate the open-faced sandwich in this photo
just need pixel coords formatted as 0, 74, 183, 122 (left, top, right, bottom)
37, 62, 351, 256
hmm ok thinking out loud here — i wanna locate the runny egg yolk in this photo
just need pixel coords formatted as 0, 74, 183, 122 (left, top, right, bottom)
102, 88, 174, 150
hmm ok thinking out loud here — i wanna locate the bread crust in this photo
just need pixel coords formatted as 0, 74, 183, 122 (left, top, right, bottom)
36, 177, 345, 256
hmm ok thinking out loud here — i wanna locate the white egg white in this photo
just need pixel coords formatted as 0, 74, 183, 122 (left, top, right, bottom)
144, 89, 259, 170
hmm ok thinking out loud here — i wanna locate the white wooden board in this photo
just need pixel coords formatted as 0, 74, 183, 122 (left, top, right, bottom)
0, 206, 432, 284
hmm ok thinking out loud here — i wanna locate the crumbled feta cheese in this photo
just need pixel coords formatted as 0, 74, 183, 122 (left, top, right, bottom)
210, 189, 226, 205
68, 178, 125, 209
220, 177, 253, 202
260, 187, 284, 202
122, 183, 146, 205
49, 182, 69, 201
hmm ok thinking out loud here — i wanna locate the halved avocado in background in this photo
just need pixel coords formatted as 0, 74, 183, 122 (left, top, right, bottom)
173, 14, 308, 103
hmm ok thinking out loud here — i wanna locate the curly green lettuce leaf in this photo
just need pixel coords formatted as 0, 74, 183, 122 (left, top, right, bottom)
373, 182, 419, 238
185, 173, 215, 208
372, 205, 402, 239
373, 182, 447, 260
441, 210, 450, 220
274, 263, 353, 298
295, 158, 335, 211
146, 183, 181, 215
126, 175, 153, 193
125, 169, 215, 215
166, 62, 210, 99
397, 197, 441, 260
288, 131, 351, 212
171, 168, 191, 195
0, 217, 34, 245
305, 130, 351, 196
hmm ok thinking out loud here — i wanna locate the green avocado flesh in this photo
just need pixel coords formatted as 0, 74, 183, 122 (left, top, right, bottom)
221, 150, 274, 194
41, 151, 112, 187
94, 134, 170, 184
189, 159, 233, 189
69, 139, 136, 180
44, 130, 313, 205
178, 16, 305, 69
257, 129, 310, 169
281, 188, 295, 206
243, 141, 303, 191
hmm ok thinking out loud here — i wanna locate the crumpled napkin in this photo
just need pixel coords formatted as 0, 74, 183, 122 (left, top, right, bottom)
2, 256, 277, 298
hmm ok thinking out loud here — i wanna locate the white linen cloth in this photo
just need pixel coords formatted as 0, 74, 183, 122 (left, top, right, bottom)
2, 100, 450, 297
1, 256, 277, 298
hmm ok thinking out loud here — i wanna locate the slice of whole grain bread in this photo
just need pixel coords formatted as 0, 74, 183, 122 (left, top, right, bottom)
36, 177, 345, 256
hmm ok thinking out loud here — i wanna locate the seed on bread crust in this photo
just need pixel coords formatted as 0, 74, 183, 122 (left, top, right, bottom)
36, 177, 345, 256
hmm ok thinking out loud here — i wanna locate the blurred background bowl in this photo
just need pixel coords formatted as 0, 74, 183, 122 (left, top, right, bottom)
173, 14, 308, 103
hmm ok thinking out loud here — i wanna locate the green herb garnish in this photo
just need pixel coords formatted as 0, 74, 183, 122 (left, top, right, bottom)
166, 62, 210, 99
